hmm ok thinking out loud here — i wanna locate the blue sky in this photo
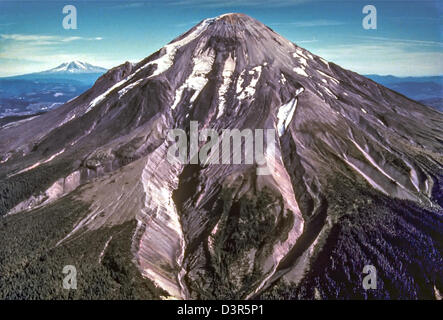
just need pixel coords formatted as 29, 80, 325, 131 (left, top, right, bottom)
0, 0, 442, 77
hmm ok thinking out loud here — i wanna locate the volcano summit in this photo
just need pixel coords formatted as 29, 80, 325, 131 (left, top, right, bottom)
0, 13, 442, 300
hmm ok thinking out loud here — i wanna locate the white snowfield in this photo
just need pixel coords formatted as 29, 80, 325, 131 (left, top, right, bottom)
217, 54, 236, 119
171, 45, 216, 110
277, 87, 304, 136
293, 66, 308, 77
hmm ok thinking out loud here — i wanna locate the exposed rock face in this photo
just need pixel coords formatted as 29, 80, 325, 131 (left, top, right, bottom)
8, 170, 81, 215
0, 13, 442, 299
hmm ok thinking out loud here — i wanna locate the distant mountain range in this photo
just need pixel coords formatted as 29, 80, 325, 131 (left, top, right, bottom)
365, 75, 443, 111
0, 61, 107, 118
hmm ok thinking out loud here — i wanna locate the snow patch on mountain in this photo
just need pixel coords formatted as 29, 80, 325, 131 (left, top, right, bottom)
319, 57, 329, 66
86, 78, 128, 113
238, 65, 262, 100
277, 99, 298, 136
293, 52, 307, 66
118, 79, 144, 98
294, 49, 308, 60
217, 54, 236, 119
58, 113, 76, 128
277, 87, 304, 136
318, 70, 339, 85
280, 74, 287, 84
293, 66, 308, 77
171, 47, 215, 110
323, 87, 338, 99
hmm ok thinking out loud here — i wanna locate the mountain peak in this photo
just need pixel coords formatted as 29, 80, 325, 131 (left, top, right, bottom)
197, 12, 271, 33
1, 14, 441, 301
44, 61, 107, 74
217, 12, 250, 23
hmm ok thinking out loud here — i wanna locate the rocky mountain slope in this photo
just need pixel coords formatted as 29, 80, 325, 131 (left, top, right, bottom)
0, 13, 442, 300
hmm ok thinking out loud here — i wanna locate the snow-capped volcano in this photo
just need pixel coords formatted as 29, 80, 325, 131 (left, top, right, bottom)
42, 61, 107, 74
0, 13, 442, 300
0, 61, 108, 118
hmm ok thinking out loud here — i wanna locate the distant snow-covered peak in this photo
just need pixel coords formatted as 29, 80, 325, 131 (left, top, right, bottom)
44, 61, 107, 74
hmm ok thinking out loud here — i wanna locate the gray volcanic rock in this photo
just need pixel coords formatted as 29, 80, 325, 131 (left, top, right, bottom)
0, 13, 442, 300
